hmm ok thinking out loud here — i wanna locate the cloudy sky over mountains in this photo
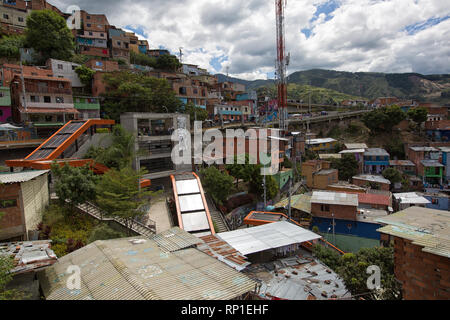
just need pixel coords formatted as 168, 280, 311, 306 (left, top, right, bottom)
53, 0, 450, 80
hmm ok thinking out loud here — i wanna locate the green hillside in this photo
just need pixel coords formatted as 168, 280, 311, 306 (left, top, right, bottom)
257, 83, 365, 105
216, 69, 450, 104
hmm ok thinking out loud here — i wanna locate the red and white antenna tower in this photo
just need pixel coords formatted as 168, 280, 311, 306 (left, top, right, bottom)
276, 0, 288, 133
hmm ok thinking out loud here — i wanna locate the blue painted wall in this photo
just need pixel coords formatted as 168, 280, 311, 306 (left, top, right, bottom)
424, 195, 449, 211
311, 217, 382, 240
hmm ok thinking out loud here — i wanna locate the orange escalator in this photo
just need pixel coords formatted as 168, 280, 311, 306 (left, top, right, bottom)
6, 119, 151, 188
170, 172, 215, 238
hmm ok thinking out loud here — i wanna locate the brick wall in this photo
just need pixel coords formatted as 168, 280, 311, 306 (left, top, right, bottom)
313, 170, 338, 190
393, 237, 450, 300
311, 203, 357, 221
0, 183, 25, 241
353, 178, 390, 191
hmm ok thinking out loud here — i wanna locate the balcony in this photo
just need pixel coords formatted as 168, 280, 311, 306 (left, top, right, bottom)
25, 84, 72, 95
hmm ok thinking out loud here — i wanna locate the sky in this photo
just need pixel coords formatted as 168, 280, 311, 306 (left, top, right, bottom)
53, 0, 450, 80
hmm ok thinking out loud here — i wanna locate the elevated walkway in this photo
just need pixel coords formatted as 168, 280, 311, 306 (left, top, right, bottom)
5, 119, 150, 187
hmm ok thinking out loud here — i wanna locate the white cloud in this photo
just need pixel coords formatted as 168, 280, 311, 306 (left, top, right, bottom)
53, 0, 450, 79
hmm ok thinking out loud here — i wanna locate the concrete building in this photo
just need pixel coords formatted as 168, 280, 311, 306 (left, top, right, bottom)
377, 207, 450, 300
0, 0, 28, 35
407, 146, 440, 174
68, 10, 110, 58
120, 112, 191, 180
363, 148, 390, 174
301, 160, 338, 190
108, 27, 130, 63
0, 170, 49, 242
46, 59, 83, 88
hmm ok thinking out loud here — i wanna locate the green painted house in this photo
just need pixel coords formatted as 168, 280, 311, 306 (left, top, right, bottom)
420, 160, 444, 185
273, 169, 293, 189
73, 96, 100, 119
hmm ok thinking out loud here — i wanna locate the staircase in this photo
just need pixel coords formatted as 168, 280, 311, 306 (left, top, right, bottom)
76, 201, 156, 237
205, 194, 230, 233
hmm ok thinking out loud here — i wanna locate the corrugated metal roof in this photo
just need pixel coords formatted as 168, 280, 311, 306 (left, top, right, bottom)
420, 160, 444, 167
410, 146, 439, 152
149, 227, 204, 252
358, 193, 390, 206
339, 149, 365, 154
246, 248, 351, 300
274, 194, 312, 213
306, 138, 336, 145
38, 236, 257, 300
311, 191, 358, 207
344, 143, 368, 150
393, 192, 431, 204
389, 160, 415, 166
364, 148, 389, 156
319, 154, 342, 160
353, 175, 391, 185
376, 207, 450, 258
0, 170, 49, 184
198, 235, 251, 271
0, 240, 57, 274
217, 221, 321, 256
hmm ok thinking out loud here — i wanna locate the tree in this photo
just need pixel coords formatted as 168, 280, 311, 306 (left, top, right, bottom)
25, 10, 74, 62
155, 54, 181, 71
225, 154, 256, 188
0, 255, 14, 300
96, 167, 154, 235
85, 125, 135, 171
0, 35, 25, 61
184, 102, 208, 122
362, 105, 406, 132
51, 163, 98, 210
248, 166, 279, 201
382, 168, 403, 186
101, 72, 183, 122
407, 107, 428, 131
75, 65, 95, 87
331, 154, 359, 181
200, 166, 234, 205
313, 245, 402, 300
130, 51, 157, 67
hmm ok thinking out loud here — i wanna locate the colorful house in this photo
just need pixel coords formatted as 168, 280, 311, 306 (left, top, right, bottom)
73, 96, 100, 120
0, 86, 12, 123
439, 147, 450, 184
305, 138, 337, 152
363, 148, 390, 174
389, 160, 416, 175
419, 160, 444, 186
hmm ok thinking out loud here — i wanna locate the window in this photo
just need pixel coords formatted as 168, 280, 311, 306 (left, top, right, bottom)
72, 65, 76, 70
18, 17, 24, 22
3, 14, 9, 20
89, 32, 93, 36
44, 96, 51, 103
100, 33, 104, 37
30, 115, 40, 122
57, 64, 63, 70
68, 114, 74, 120
321, 204, 330, 212
56, 97, 64, 103
30, 96, 39, 102
0, 92, 4, 98
45, 115, 52, 122
87, 23, 91, 27
87, 15, 91, 19
431, 198, 439, 205
0, 199, 17, 209
57, 115, 63, 122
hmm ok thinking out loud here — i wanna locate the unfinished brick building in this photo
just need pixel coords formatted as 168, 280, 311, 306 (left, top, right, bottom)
377, 206, 450, 300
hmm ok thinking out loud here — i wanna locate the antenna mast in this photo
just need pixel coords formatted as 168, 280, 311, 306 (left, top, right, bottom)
276, 0, 288, 134
179, 47, 184, 64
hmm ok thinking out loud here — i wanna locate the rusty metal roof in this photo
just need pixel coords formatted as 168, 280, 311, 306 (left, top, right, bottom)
38, 236, 257, 300
376, 207, 450, 258
0, 240, 57, 274
198, 234, 251, 271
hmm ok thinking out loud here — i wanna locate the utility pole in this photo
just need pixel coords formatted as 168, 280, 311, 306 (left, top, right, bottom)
179, 47, 183, 64
275, 0, 288, 135
20, 60, 28, 122
287, 177, 292, 220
